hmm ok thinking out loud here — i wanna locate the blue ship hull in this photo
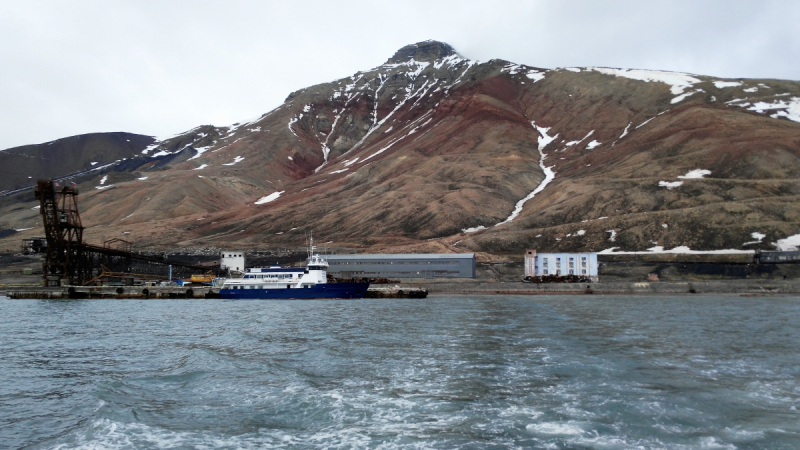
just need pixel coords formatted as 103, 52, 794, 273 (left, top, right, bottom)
218, 282, 370, 299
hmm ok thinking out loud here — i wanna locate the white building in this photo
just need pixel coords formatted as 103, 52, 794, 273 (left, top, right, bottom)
524, 249, 537, 277
533, 252, 598, 280
221, 251, 245, 272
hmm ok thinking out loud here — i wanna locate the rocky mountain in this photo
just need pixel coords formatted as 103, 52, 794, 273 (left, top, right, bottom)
3, 40, 800, 257
0, 132, 154, 193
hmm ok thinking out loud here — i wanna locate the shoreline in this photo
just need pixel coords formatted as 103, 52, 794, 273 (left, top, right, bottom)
3, 279, 800, 298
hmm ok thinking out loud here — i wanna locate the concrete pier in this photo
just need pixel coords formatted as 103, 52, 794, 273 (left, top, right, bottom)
5, 285, 217, 299
425, 279, 800, 295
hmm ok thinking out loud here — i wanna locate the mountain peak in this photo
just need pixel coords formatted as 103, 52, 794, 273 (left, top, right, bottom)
386, 40, 458, 64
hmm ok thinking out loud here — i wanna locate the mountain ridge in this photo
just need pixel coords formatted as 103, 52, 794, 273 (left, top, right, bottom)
2, 41, 800, 257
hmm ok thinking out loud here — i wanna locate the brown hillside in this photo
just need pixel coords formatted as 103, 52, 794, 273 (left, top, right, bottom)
2, 41, 800, 257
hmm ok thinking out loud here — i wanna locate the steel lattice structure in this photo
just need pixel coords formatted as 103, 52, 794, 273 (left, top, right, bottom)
35, 179, 211, 286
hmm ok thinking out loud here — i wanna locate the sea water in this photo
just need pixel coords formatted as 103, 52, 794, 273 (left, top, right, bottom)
1, 295, 798, 449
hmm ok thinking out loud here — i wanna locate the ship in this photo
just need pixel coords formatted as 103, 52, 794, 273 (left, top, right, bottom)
218, 237, 369, 299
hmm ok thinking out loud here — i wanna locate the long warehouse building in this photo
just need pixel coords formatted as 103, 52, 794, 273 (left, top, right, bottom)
325, 253, 476, 279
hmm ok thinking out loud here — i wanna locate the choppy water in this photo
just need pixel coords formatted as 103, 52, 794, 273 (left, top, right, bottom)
1, 295, 799, 449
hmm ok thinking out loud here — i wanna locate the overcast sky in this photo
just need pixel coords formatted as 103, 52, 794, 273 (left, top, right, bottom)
1, 0, 798, 150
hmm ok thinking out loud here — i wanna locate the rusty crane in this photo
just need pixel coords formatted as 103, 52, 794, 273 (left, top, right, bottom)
35, 179, 211, 286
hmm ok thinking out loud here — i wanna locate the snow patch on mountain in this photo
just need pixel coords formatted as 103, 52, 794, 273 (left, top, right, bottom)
526, 70, 546, 82
287, 117, 300, 138
255, 191, 284, 205
462, 226, 486, 233
565, 130, 593, 147
713, 81, 742, 88
636, 117, 656, 129
591, 68, 701, 95
363, 111, 433, 162
618, 123, 632, 140
495, 122, 557, 226
747, 97, 800, 123
659, 181, 683, 189
600, 246, 753, 255
672, 90, 702, 104
774, 234, 800, 251
678, 169, 711, 179
743, 232, 766, 245
222, 156, 244, 166
188, 145, 212, 161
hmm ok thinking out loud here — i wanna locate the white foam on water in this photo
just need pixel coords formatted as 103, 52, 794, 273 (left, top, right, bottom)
526, 421, 585, 435
698, 436, 737, 449
722, 427, 765, 442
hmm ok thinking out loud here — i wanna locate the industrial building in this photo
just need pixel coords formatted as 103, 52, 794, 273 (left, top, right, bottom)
525, 250, 598, 280
325, 253, 476, 279
754, 250, 800, 263
221, 251, 246, 272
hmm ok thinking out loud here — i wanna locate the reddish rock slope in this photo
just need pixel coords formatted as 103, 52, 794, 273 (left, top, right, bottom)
3, 41, 800, 256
